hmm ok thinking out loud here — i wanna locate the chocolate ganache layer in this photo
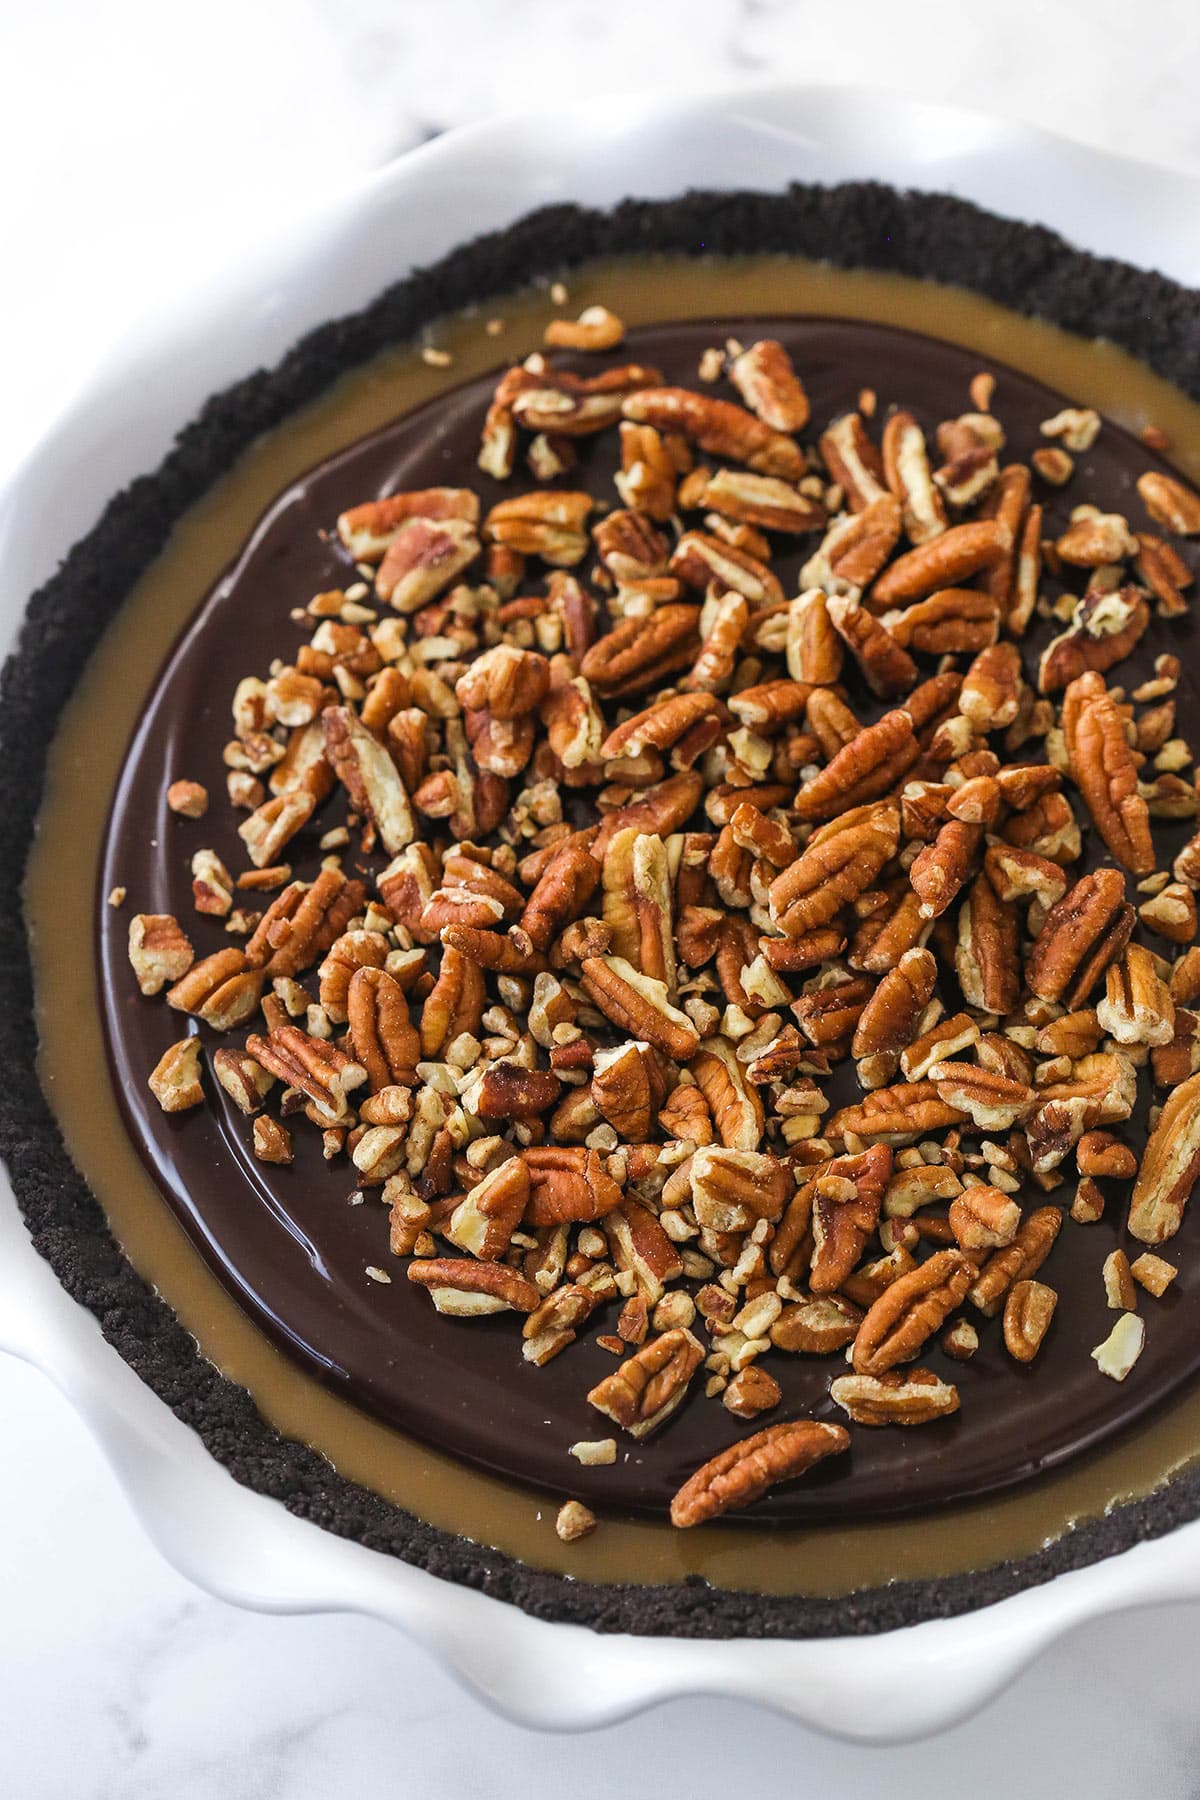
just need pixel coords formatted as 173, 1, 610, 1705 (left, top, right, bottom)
99, 313, 1200, 1525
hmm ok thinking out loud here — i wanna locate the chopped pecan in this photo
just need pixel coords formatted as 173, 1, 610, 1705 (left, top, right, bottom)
910, 819, 981, 921
801, 493, 903, 593
793, 710, 916, 820
580, 603, 701, 699
420, 945, 486, 1058
1096, 944, 1175, 1047
1038, 586, 1150, 694
669, 1419, 849, 1526
932, 1063, 1033, 1131
956, 869, 1020, 1015
689, 1145, 789, 1231
852, 946, 937, 1061
614, 421, 678, 521
147, 1037, 204, 1113
580, 954, 698, 1059
700, 467, 824, 533
949, 1185, 1020, 1251
346, 966, 420, 1091
1026, 866, 1135, 1007
809, 1144, 892, 1293
825, 595, 917, 698
689, 1039, 766, 1151
375, 516, 480, 608
522, 1146, 623, 1226
959, 641, 1023, 732
770, 1295, 863, 1355
166, 948, 265, 1031
128, 913, 194, 996
484, 490, 592, 566
245, 1023, 366, 1126
1056, 511, 1137, 567
322, 705, 414, 855
829, 1081, 966, 1146
882, 589, 1000, 655
819, 413, 886, 511
337, 487, 478, 561
446, 1158, 529, 1261
591, 1042, 666, 1141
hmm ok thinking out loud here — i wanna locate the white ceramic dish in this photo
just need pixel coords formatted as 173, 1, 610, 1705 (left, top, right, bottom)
4, 83, 1200, 1742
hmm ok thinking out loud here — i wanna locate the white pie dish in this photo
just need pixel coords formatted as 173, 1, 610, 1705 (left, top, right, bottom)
4, 81, 1200, 1742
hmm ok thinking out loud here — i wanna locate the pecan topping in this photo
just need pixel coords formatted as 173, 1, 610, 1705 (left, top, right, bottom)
580, 955, 699, 1060
882, 410, 946, 545
669, 1419, 849, 1525
123, 305, 1200, 1526
522, 1147, 623, 1226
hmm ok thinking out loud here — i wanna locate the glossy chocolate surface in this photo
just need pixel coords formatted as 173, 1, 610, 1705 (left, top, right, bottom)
99, 315, 1200, 1522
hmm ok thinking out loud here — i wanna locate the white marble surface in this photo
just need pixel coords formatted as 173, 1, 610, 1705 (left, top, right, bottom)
6, 1, 1200, 1791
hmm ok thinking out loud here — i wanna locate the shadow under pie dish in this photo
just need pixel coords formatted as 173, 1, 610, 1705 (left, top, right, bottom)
12, 180, 1200, 1636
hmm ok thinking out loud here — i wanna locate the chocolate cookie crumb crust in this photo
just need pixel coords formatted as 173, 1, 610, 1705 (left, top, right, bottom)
8, 182, 1200, 1637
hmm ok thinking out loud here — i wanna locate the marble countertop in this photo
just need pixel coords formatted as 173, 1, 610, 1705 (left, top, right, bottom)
5, 2, 1200, 1792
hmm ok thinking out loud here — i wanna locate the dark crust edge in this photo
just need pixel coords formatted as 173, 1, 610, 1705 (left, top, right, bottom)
6, 181, 1200, 1640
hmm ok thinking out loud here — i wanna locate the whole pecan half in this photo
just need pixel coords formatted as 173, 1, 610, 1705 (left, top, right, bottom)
809, 1144, 893, 1293
580, 954, 699, 1060
768, 805, 899, 936
408, 1257, 540, 1315
727, 337, 810, 432
1062, 671, 1154, 875
1128, 1068, 1200, 1244
882, 410, 947, 545
669, 1419, 849, 1526
445, 1157, 530, 1261
1026, 866, 1135, 1007
522, 1146, 624, 1226
793, 710, 916, 821
622, 387, 806, 480
870, 518, 1010, 605
850, 1248, 973, 1374
968, 1206, 1062, 1317
826, 596, 917, 698
346, 966, 420, 1091
1038, 587, 1150, 694
580, 604, 702, 699
830, 1368, 959, 1426
588, 1326, 705, 1439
